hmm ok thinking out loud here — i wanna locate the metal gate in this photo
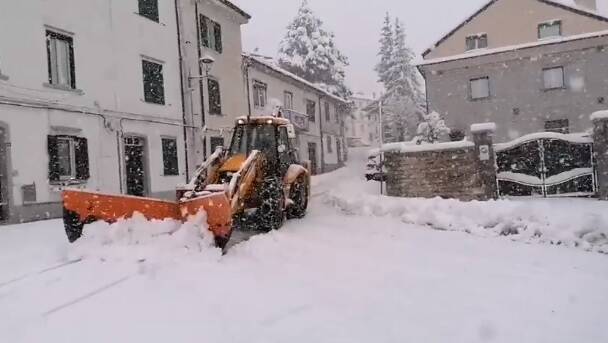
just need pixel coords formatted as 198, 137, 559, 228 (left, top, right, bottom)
495, 133, 596, 197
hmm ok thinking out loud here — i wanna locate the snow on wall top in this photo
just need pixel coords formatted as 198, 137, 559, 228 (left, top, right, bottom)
382, 140, 474, 154
591, 110, 608, 120
470, 122, 497, 133
418, 29, 608, 66
244, 53, 348, 104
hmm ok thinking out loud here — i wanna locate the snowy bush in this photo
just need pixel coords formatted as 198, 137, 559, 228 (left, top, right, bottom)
415, 111, 451, 144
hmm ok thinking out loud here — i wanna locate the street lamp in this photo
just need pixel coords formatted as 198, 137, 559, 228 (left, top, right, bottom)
188, 55, 215, 88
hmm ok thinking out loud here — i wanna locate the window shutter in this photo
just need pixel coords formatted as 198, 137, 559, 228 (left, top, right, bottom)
47, 136, 60, 182
214, 22, 222, 53
75, 137, 90, 180
68, 37, 76, 89
200, 15, 209, 48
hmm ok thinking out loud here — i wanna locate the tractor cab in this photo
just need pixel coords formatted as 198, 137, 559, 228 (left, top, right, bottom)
225, 117, 299, 178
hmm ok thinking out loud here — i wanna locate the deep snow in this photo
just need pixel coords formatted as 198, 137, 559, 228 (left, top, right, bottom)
1, 148, 607, 343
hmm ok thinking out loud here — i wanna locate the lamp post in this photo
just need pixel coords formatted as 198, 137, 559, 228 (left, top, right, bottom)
188, 55, 215, 88
378, 96, 384, 195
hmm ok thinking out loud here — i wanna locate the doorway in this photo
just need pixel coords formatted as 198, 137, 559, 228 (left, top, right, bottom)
336, 140, 342, 164
124, 136, 148, 197
308, 142, 318, 175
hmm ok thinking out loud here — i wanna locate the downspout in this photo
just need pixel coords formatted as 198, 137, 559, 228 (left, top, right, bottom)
174, 0, 190, 181
418, 66, 430, 114
195, 2, 207, 159
318, 94, 325, 174
116, 131, 123, 194
244, 58, 252, 119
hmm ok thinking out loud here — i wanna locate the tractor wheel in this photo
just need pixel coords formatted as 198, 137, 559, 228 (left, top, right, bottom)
287, 177, 308, 219
258, 176, 285, 232
63, 209, 85, 243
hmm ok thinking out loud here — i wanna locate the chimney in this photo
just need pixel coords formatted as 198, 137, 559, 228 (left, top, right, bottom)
574, 0, 597, 11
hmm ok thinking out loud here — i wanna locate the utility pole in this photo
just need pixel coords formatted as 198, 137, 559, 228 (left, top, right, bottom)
378, 97, 384, 195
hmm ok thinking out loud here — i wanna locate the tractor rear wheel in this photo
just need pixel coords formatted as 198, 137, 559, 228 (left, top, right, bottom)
258, 176, 285, 232
287, 177, 308, 219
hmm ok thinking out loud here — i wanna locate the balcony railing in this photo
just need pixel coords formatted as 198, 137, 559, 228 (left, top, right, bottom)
282, 108, 309, 131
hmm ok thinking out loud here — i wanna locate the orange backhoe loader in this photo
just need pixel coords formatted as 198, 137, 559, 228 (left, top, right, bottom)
62, 116, 311, 249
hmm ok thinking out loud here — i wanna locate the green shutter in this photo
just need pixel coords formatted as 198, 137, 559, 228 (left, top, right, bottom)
75, 137, 90, 180
47, 136, 60, 182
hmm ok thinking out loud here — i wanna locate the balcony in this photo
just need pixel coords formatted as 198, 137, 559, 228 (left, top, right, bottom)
282, 108, 309, 131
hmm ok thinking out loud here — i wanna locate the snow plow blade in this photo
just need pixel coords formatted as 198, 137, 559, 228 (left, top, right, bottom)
63, 190, 233, 247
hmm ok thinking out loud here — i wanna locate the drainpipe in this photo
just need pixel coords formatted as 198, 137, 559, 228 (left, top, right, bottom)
244, 58, 252, 119
195, 2, 207, 159
174, 0, 190, 181
318, 94, 325, 173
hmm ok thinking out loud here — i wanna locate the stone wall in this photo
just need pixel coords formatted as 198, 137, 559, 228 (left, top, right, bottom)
384, 124, 498, 201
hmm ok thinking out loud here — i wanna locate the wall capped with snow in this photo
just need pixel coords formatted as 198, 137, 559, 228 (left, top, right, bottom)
384, 139, 497, 201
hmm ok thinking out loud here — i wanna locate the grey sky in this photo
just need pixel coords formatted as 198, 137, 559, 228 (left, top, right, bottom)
231, 0, 490, 97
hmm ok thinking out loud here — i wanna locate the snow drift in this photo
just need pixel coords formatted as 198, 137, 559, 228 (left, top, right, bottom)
323, 191, 608, 254
68, 212, 222, 263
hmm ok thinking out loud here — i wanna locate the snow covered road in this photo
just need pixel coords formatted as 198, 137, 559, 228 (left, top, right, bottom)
1, 149, 608, 343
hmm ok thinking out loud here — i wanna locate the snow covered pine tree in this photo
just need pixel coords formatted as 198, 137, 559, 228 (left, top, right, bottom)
375, 15, 424, 142
278, 0, 351, 98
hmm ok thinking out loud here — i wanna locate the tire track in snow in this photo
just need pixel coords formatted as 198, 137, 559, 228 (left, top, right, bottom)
0, 258, 83, 289
42, 275, 133, 317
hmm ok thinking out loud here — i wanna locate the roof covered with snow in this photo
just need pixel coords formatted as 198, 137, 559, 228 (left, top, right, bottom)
418, 29, 608, 66
215, 0, 251, 20
421, 0, 608, 58
244, 53, 348, 104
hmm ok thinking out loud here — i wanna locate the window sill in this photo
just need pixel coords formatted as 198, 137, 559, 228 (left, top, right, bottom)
43, 83, 84, 95
542, 87, 566, 92
209, 112, 224, 116
201, 46, 222, 55
50, 179, 88, 187
134, 12, 165, 26
141, 99, 167, 106
469, 96, 491, 102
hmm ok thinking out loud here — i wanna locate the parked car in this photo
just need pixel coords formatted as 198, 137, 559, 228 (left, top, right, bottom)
365, 152, 386, 182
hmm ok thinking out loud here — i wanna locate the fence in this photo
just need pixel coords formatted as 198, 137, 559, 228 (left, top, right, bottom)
383, 114, 608, 201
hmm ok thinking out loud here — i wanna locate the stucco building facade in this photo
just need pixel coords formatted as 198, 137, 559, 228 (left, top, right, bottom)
418, 0, 608, 142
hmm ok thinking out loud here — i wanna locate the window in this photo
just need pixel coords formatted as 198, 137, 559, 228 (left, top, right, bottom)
161, 138, 179, 176
138, 0, 159, 22
327, 135, 333, 153
543, 67, 565, 90
465, 33, 488, 51
545, 119, 569, 134
48, 135, 89, 182
208, 78, 222, 115
142, 59, 165, 105
200, 15, 222, 53
470, 77, 490, 100
306, 100, 316, 122
325, 102, 331, 122
538, 21, 561, 39
336, 105, 340, 123
284, 91, 294, 110
46, 30, 76, 89
253, 81, 267, 108
210, 137, 225, 152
